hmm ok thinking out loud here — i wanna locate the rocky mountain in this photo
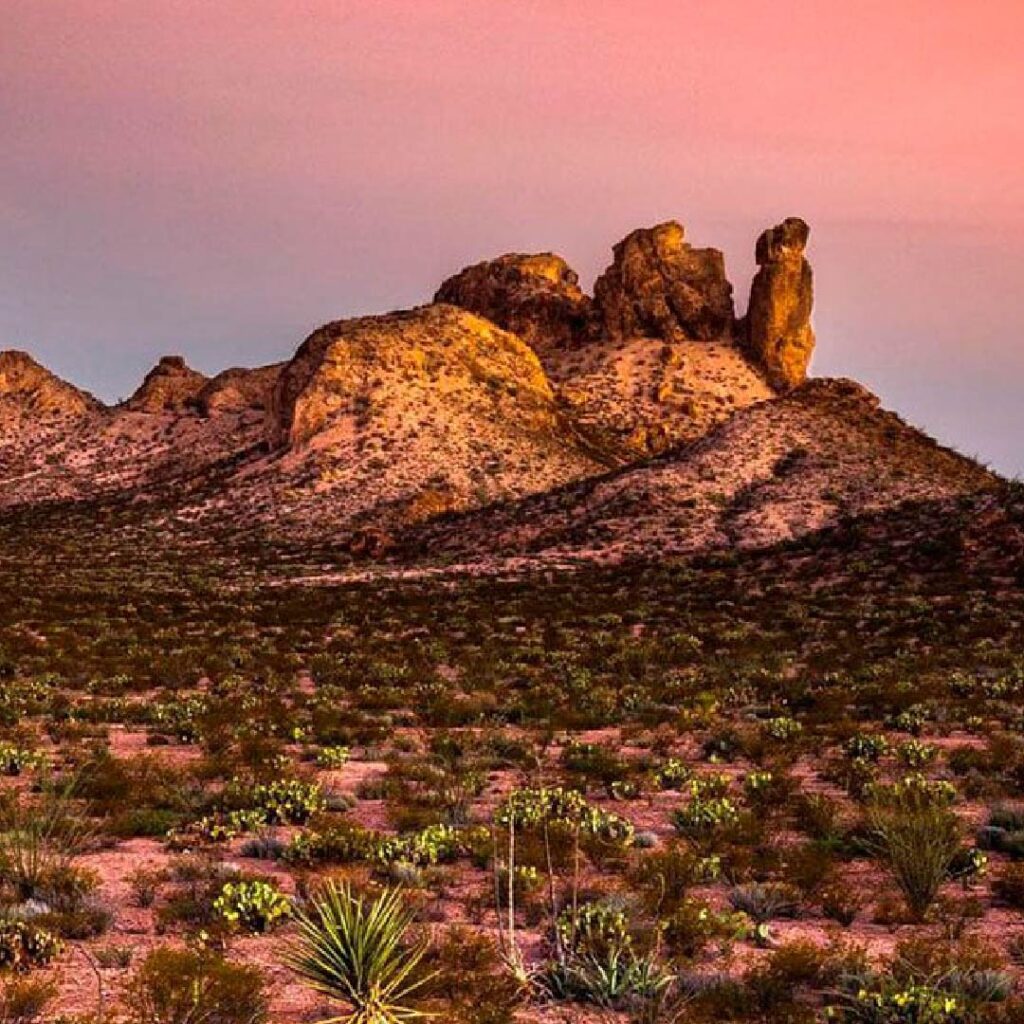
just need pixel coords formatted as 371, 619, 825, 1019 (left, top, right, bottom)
0, 216, 1000, 563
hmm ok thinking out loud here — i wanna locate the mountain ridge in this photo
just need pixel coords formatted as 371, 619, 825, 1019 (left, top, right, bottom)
0, 217, 1001, 566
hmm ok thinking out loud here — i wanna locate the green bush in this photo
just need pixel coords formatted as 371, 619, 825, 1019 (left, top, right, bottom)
866, 797, 961, 922
125, 947, 267, 1024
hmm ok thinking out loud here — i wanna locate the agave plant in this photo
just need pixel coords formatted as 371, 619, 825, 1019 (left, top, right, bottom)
285, 881, 434, 1024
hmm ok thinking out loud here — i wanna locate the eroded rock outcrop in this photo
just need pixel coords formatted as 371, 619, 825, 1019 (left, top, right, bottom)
434, 253, 592, 354
127, 356, 208, 413
196, 364, 283, 416
592, 222, 735, 342
745, 217, 815, 390
271, 304, 565, 450
262, 303, 603, 532
0, 350, 101, 420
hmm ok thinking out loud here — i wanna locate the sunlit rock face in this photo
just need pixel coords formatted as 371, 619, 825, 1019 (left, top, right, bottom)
434, 253, 593, 355
745, 217, 815, 390
126, 355, 208, 413
592, 221, 735, 343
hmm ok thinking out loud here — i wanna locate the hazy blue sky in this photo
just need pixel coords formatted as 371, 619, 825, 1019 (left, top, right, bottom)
2, 1, 1022, 475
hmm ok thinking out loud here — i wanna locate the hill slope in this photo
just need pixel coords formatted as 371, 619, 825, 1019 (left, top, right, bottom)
406, 379, 997, 564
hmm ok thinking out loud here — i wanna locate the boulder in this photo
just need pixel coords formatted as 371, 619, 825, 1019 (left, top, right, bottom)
434, 253, 592, 354
592, 221, 735, 342
745, 217, 815, 390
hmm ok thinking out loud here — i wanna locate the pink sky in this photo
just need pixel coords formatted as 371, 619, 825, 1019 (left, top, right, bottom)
2, 1, 1023, 472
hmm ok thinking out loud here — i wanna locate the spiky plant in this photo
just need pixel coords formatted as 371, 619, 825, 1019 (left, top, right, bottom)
0, 780, 91, 900
867, 801, 961, 922
284, 882, 434, 1024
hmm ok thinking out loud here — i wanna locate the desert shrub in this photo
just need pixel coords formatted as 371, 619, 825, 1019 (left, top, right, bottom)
661, 899, 745, 960
494, 864, 542, 906
865, 792, 961, 921
784, 840, 838, 898
375, 824, 488, 869
124, 947, 267, 1024
154, 856, 240, 932
0, 785, 92, 900
762, 716, 803, 742
728, 881, 802, 922
127, 867, 165, 908
224, 777, 325, 825
0, 747, 45, 778
821, 879, 863, 926
560, 742, 630, 792
743, 939, 854, 1016
283, 821, 380, 866
536, 948, 673, 1010
538, 904, 674, 1011
672, 795, 739, 840
845, 733, 890, 762
896, 740, 939, 769
420, 926, 523, 1024
653, 759, 690, 791
992, 862, 1024, 908
316, 745, 351, 769
629, 842, 721, 914
556, 901, 633, 960
828, 978, 968, 1022
793, 793, 843, 842
0, 976, 56, 1022
891, 933, 1003, 980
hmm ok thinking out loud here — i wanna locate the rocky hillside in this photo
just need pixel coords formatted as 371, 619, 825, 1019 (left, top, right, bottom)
0, 216, 1000, 562
406, 379, 997, 564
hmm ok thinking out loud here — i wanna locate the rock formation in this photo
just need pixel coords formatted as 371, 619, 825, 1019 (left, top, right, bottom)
195, 364, 283, 416
434, 253, 592, 354
745, 217, 815, 390
0, 350, 101, 420
270, 304, 569, 449
592, 222, 735, 342
259, 303, 602, 531
127, 355, 207, 413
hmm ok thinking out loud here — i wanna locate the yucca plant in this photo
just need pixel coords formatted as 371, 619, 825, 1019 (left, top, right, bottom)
285, 882, 434, 1024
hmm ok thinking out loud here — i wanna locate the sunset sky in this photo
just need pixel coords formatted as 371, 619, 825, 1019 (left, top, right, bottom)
2, 1, 1022, 473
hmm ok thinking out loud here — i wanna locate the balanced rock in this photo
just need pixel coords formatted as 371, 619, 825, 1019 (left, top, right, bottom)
746, 217, 815, 390
127, 355, 207, 413
592, 222, 735, 342
434, 253, 592, 354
